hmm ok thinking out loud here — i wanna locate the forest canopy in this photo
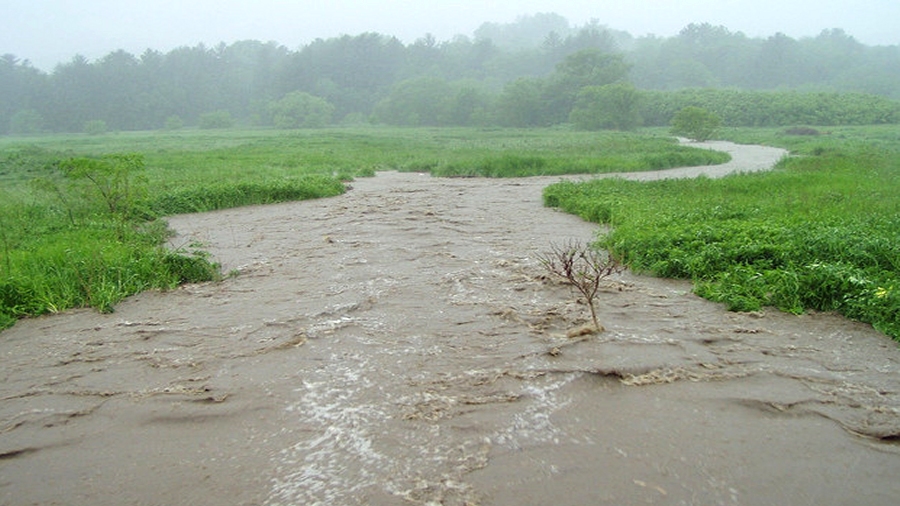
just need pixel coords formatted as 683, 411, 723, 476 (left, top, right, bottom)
3, 14, 900, 134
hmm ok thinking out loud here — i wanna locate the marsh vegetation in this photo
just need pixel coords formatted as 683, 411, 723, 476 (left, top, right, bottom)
0, 128, 727, 328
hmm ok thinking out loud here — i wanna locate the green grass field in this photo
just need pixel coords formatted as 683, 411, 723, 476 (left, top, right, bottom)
545, 125, 900, 339
0, 127, 727, 329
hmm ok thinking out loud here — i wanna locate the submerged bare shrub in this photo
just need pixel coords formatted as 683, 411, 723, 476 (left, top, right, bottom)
539, 240, 623, 332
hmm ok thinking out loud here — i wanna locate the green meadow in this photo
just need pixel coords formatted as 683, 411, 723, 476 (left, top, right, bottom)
545, 125, 900, 339
0, 128, 726, 329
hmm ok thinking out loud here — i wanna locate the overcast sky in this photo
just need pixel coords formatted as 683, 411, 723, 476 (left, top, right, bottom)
4, 0, 899, 71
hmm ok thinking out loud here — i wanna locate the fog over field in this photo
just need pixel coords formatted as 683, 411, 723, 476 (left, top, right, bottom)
3, 0, 899, 71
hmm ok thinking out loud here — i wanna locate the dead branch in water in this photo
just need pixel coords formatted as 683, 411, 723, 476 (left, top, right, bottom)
538, 240, 623, 332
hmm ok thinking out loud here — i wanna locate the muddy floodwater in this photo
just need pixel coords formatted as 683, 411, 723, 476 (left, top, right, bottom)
2, 141, 899, 505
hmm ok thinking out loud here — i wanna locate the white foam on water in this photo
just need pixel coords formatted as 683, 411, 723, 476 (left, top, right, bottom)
490, 372, 579, 450
266, 353, 389, 506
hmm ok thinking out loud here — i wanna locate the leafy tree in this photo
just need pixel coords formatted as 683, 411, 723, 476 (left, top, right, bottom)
217, 40, 289, 121
373, 77, 455, 126
672, 23, 750, 86
554, 49, 630, 90
95, 50, 148, 130
46, 54, 99, 132
158, 44, 228, 124
474, 13, 572, 50
446, 83, 493, 126
570, 83, 642, 130
291, 33, 405, 93
269, 91, 334, 128
670, 106, 721, 141
558, 22, 624, 56
1, 55, 46, 135
495, 77, 550, 127
543, 49, 631, 123
804, 29, 864, 83
405, 34, 444, 77
440, 37, 499, 80
752, 33, 804, 88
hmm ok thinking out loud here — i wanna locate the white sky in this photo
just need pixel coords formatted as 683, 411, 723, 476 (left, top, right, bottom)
3, 0, 899, 71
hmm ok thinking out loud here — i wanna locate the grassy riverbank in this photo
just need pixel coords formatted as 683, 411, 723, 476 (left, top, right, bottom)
544, 125, 900, 339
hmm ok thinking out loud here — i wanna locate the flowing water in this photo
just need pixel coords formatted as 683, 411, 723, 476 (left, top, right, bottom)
2, 141, 899, 505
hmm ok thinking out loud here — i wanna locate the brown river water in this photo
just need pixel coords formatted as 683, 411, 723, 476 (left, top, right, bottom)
2, 141, 899, 505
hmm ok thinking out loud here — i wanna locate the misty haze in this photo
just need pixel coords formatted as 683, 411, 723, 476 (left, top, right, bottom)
2, 13, 900, 133
2, 8, 900, 506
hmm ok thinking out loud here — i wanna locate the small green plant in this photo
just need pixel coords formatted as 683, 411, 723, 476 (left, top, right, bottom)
670, 106, 721, 141
64, 154, 147, 217
34, 153, 149, 225
539, 240, 623, 332
269, 91, 335, 129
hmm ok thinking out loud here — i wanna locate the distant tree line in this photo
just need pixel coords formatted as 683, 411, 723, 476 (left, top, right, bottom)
2, 13, 900, 134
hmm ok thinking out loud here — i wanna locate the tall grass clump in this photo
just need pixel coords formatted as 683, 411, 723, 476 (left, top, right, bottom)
427, 134, 729, 177
147, 176, 345, 215
544, 129, 900, 339
2, 225, 217, 318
